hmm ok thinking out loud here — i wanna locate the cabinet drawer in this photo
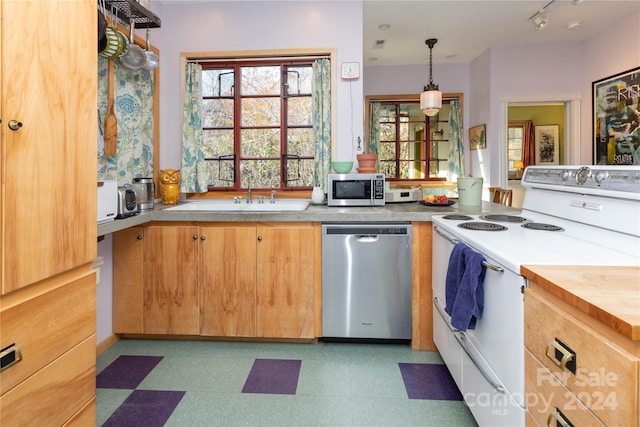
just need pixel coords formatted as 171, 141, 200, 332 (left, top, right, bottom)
0, 336, 95, 426
63, 397, 96, 426
526, 350, 605, 427
0, 271, 96, 394
524, 290, 637, 426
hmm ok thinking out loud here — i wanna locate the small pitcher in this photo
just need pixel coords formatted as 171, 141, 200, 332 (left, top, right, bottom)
311, 186, 325, 204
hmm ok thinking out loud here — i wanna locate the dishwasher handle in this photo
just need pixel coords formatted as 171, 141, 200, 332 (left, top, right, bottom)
356, 234, 379, 242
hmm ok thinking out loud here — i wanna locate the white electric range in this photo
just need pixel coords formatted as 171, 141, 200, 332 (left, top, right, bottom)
431, 165, 640, 427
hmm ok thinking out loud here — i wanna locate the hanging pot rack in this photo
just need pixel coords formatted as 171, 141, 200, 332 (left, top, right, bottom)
102, 0, 161, 28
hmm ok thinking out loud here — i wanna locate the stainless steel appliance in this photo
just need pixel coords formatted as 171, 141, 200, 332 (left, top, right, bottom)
116, 187, 139, 218
431, 165, 640, 427
384, 186, 422, 203
132, 177, 155, 211
97, 180, 117, 224
327, 173, 385, 206
322, 223, 412, 339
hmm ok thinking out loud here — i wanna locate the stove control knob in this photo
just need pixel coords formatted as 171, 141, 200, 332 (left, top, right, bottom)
594, 171, 607, 184
576, 166, 591, 185
561, 170, 571, 181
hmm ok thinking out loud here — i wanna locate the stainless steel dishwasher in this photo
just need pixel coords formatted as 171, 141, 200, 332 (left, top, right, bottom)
322, 223, 412, 340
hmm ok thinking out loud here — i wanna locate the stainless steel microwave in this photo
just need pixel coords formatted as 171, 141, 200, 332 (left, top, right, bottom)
327, 173, 385, 206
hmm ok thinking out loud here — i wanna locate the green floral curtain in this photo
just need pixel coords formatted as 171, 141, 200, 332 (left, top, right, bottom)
181, 62, 208, 193
312, 59, 331, 190
368, 102, 381, 155
97, 57, 154, 184
447, 99, 465, 180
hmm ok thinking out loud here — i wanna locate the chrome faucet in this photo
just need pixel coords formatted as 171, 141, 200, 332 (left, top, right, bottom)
247, 184, 252, 203
270, 190, 276, 204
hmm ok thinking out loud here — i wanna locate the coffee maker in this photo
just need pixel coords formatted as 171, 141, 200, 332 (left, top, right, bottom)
132, 177, 155, 211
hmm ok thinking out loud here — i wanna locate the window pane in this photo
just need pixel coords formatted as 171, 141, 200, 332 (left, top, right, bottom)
287, 128, 313, 156
379, 123, 396, 142
204, 160, 234, 188
203, 129, 234, 157
379, 141, 396, 161
287, 97, 312, 126
241, 160, 280, 188
286, 67, 312, 95
399, 122, 410, 141
241, 66, 280, 95
241, 128, 280, 157
241, 98, 280, 126
202, 69, 234, 97
202, 99, 234, 127
380, 104, 397, 121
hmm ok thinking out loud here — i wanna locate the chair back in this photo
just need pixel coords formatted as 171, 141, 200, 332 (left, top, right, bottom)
491, 188, 513, 206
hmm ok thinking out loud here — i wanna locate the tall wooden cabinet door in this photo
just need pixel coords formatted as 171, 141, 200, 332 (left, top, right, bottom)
113, 227, 145, 333
255, 223, 315, 338
0, 0, 97, 293
143, 226, 199, 334
200, 225, 256, 337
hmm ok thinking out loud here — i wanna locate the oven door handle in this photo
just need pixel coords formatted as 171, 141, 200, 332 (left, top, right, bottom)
433, 225, 460, 245
434, 225, 504, 273
453, 331, 506, 394
433, 296, 457, 332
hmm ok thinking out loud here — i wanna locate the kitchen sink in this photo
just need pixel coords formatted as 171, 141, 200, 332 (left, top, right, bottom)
163, 199, 310, 212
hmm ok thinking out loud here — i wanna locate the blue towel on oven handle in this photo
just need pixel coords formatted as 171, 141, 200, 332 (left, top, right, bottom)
444, 242, 487, 331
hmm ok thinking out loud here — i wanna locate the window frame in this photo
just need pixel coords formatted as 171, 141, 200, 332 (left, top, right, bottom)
180, 48, 336, 197
365, 93, 464, 183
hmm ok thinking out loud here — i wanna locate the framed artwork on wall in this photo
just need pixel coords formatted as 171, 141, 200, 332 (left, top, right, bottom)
592, 66, 640, 165
534, 125, 559, 165
469, 124, 486, 150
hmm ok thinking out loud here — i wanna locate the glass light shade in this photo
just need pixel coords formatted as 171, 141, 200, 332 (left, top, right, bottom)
420, 90, 442, 116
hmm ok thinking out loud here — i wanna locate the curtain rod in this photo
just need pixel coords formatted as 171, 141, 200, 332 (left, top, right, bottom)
186, 55, 330, 63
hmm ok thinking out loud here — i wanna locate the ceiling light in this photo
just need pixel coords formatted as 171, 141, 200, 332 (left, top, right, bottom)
567, 21, 582, 30
420, 38, 442, 117
572, 0, 584, 4
378, 24, 390, 31
531, 9, 549, 31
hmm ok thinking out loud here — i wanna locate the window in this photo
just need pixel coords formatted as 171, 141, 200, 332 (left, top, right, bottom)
367, 95, 461, 181
508, 124, 524, 179
200, 59, 316, 191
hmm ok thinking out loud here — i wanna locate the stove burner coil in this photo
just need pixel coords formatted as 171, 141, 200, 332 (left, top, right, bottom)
522, 223, 564, 232
480, 214, 528, 223
457, 222, 508, 231
442, 215, 473, 221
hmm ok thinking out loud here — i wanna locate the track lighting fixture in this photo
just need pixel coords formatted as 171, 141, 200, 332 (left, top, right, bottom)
531, 9, 549, 31
420, 38, 442, 117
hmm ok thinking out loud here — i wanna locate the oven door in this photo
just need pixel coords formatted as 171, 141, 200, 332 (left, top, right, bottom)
432, 224, 526, 426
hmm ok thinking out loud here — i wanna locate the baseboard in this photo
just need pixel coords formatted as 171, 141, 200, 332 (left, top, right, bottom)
96, 334, 119, 355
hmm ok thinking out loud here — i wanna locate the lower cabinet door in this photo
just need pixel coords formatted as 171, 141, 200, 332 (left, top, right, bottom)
0, 336, 96, 426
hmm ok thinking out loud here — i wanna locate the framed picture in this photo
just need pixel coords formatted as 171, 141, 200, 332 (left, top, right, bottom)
592, 66, 640, 165
469, 124, 486, 150
535, 125, 559, 165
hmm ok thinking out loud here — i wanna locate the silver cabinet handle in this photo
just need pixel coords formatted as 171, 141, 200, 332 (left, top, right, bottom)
0, 343, 23, 372
453, 331, 506, 394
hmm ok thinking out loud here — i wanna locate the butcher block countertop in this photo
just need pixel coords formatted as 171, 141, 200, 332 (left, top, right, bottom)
521, 265, 640, 341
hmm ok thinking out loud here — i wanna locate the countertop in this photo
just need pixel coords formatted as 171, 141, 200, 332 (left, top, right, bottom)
98, 199, 516, 237
521, 265, 640, 341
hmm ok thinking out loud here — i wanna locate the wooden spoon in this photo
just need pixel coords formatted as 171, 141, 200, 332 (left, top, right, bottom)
104, 58, 117, 156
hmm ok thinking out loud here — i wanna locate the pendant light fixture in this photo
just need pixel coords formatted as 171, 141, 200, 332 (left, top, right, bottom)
420, 38, 442, 117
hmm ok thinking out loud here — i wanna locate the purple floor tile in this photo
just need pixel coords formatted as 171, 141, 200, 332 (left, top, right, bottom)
97, 355, 163, 389
102, 390, 185, 427
398, 363, 463, 400
242, 358, 302, 395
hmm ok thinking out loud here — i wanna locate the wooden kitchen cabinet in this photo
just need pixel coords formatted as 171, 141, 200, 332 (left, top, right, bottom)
200, 222, 318, 339
113, 227, 145, 334
523, 266, 640, 427
200, 224, 257, 337
0, 0, 97, 293
0, 1, 97, 425
143, 225, 200, 335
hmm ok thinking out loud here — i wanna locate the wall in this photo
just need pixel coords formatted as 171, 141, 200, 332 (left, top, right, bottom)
155, 0, 364, 168
509, 105, 565, 164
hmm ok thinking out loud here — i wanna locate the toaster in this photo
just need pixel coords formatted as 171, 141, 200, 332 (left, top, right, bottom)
116, 187, 139, 218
